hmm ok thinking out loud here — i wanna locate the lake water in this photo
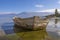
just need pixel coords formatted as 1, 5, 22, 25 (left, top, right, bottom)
0, 17, 60, 40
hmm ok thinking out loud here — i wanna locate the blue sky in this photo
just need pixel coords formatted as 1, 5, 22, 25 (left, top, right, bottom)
0, 0, 60, 14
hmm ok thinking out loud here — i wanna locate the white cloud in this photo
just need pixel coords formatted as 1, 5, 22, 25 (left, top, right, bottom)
36, 9, 60, 12
35, 4, 44, 8
57, 0, 60, 4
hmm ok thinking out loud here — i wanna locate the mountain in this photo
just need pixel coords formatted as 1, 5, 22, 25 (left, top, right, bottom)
17, 12, 54, 18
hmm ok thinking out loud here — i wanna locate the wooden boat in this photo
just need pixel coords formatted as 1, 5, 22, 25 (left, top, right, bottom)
13, 16, 49, 30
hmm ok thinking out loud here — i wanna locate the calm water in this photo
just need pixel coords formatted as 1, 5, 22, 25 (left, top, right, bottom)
0, 17, 60, 40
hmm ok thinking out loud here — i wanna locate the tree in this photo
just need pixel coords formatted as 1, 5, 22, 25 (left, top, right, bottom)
55, 9, 59, 17
55, 9, 58, 24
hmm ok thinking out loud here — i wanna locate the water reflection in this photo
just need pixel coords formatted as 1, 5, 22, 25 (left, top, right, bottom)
47, 17, 60, 40
47, 31, 60, 40
0, 22, 20, 40
1, 22, 14, 34
14, 25, 51, 40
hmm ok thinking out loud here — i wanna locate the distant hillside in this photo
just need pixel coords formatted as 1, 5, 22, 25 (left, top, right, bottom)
45, 13, 60, 18
17, 12, 54, 18
0, 12, 54, 18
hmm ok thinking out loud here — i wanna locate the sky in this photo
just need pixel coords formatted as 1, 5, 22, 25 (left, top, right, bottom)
0, 0, 60, 14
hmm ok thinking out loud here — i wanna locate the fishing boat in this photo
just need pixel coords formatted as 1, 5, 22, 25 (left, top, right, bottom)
13, 16, 49, 30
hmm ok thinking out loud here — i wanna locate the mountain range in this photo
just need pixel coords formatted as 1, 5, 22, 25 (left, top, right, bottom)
0, 12, 54, 18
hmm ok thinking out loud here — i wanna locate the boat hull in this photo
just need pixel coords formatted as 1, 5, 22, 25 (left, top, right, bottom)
13, 16, 49, 30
